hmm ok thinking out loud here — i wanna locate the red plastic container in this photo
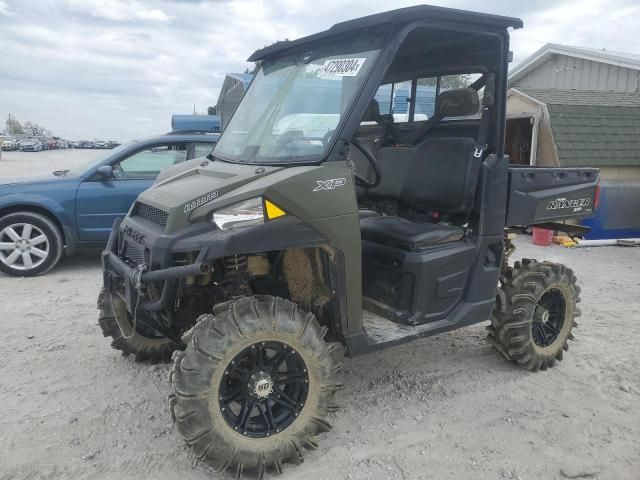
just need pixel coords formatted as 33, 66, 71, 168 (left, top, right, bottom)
532, 227, 553, 246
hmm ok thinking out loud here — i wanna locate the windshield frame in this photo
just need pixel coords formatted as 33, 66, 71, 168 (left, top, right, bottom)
213, 30, 390, 166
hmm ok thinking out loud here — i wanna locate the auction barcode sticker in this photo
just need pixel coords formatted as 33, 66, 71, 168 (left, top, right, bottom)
318, 58, 366, 77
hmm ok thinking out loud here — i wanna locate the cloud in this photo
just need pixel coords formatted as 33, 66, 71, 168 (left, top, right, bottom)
509, 0, 640, 64
0, 0, 638, 141
63, 0, 170, 23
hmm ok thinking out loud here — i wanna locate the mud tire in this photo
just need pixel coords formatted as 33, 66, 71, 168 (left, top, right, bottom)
97, 288, 179, 363
488, 259, 581, 371
169, 296, 342, 478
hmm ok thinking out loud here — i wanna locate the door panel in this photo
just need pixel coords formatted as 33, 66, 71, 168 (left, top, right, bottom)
76, 179, 153, 241
75, 143, 188, 242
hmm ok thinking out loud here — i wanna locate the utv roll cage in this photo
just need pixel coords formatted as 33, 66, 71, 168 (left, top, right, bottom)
247, 5, 522, 169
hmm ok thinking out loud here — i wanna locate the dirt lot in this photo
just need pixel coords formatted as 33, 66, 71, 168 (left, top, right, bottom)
1, 151, 639, 480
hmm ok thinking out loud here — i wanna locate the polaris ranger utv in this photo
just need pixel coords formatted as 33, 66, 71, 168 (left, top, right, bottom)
99, 5, 599, 477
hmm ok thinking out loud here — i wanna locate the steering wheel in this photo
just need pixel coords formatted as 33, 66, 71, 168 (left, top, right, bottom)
351, 138, 381, 188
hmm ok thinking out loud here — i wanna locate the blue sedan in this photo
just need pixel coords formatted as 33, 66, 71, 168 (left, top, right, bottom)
0, 132, 218, 276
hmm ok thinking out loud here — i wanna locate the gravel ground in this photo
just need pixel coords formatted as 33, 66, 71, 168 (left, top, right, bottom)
1, 151, 639, 480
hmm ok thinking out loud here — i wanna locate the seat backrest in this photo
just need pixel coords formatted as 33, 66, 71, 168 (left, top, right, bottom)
369, 136, 481, 218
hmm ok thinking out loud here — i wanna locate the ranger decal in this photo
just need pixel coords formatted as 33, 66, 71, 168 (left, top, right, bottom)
546, 197, 591, 213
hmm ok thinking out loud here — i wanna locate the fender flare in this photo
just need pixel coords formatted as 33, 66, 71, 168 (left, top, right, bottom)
0, 194, 77, 253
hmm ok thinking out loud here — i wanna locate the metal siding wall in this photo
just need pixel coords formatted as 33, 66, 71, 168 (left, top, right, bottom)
515, 54, 640, 92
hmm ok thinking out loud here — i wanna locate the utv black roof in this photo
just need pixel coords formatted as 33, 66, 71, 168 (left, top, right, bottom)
248, 4, 523, 62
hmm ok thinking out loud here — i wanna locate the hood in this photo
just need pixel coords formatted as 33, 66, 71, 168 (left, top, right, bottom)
0, 172, 72, 186
153, 157, 204, 185
136, 160, 284, 231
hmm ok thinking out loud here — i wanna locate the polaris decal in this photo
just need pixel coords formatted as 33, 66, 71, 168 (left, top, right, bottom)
546, 197, 591, 213
123, 225, 146, 245
184, 191, 219, 213
318, 58, 366, 77
314, 177, 347, 192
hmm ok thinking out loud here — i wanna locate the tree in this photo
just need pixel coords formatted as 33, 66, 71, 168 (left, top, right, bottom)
207, 106, 217, 115
6, 115, 24, 135
23, 121, 49, 137
440, 73, 473, 90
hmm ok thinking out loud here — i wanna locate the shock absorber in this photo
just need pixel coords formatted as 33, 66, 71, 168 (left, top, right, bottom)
222, 255, 250, 297
224, 255, 248, 273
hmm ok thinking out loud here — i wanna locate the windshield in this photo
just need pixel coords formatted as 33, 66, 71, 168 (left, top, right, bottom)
214, 32, 384, 164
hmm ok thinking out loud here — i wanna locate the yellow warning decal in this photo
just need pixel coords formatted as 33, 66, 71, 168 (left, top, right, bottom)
264, 199, 286, 220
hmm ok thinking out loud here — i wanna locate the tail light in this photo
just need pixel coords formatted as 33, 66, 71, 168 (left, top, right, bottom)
593, 182, 601, 210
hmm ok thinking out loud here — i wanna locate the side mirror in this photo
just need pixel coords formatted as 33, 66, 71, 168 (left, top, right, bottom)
97, 165, 114, 179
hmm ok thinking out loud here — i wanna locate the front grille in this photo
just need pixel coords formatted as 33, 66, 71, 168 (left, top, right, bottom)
135, 203, 168, 228
123, 243, 144, 265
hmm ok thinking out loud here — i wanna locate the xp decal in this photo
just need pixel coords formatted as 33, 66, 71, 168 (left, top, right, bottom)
313, 177, 347, 192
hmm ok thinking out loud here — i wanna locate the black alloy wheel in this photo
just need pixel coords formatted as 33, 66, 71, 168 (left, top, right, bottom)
532, 288, 567, 348
219, 341, 309, 438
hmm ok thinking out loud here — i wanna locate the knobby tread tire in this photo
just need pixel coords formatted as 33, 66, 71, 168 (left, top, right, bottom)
488, 258, 581, 372
97, 288, 179, 364
169, 295, 342, 478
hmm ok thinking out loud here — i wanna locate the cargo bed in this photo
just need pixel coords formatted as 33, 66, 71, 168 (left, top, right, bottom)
506, 166, 599, 227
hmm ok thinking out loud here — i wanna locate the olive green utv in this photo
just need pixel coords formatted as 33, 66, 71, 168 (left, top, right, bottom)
99, 5, 599, 477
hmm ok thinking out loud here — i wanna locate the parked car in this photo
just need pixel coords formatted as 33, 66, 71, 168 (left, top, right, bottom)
52, 137, 67, 149
1, 138, 18, 151
78, 140, 95, 149
107, 140, 121, 149
18, 138, 44, 152
67, 141, 79, 149
0, 132, 219, 276
95, 140, 108, 149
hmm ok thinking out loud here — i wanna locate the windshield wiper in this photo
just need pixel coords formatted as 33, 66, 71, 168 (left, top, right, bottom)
52, 169, 69, 177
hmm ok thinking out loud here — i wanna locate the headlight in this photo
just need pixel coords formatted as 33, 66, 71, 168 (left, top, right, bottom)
212, 197, 264, 229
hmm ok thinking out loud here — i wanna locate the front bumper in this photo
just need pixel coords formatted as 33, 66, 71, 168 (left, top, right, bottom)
102, 214, 326, 316
102, 216, 216, 315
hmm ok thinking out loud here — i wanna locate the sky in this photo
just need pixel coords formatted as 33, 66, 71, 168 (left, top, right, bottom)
0, 0, 639, 141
